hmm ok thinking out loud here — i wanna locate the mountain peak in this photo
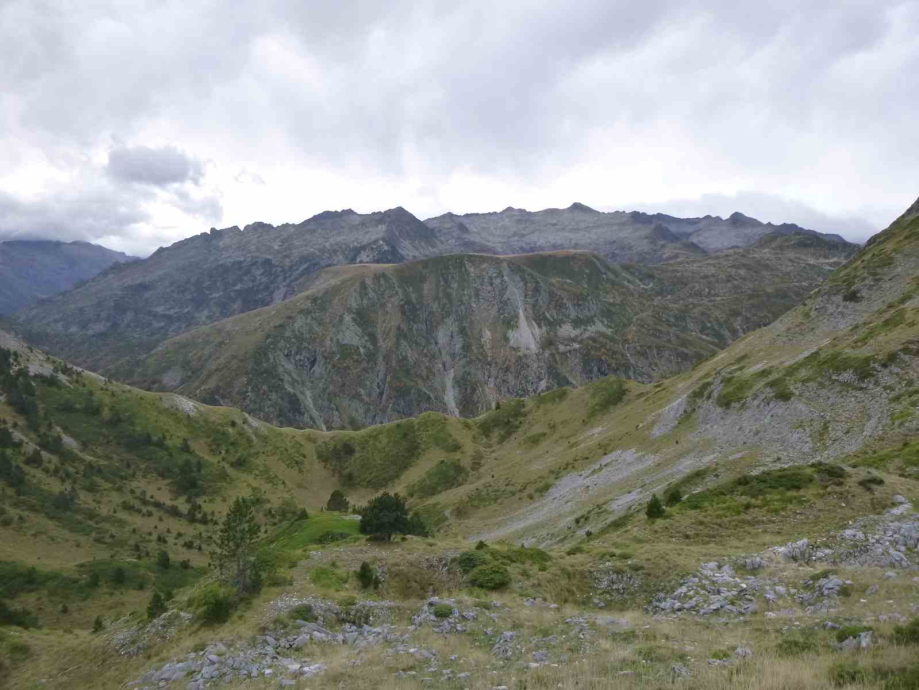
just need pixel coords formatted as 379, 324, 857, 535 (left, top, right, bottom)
728, 211, 757, 224
568, 202, 598, 213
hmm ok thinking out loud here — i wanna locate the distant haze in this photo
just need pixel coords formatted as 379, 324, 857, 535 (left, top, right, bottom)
1, 1, 916, 256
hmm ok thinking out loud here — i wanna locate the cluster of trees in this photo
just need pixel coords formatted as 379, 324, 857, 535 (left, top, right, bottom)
645, 486, 683, 519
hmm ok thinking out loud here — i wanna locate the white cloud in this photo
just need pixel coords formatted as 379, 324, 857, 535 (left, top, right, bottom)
0, 0, 916, 254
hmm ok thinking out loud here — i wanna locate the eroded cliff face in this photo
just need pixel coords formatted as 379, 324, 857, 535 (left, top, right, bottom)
133, 236, 850, 429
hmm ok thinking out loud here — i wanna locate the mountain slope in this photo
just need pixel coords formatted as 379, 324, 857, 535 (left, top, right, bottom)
129, 234, 852, 429
15, 205, 854, 376
0, 240, 136, 314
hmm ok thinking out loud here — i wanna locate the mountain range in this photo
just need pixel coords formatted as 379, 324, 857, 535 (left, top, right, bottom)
13, 204, 855, 428
0, 240, 136, 314
0, 197, 915, 690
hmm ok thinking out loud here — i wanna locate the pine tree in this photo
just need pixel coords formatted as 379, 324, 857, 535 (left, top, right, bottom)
646, 494, 665, 519
664, 486, 683, 507
146, 592, 166, 620
213, 497, 262, 594
359, 493, 409, 541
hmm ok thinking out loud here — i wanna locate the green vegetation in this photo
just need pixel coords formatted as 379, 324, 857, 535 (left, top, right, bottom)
645, 494, 665, 519
408, 458, 469, 498
535, 387, 569, 406
309, 566, 349, 591
432, 604, 453, 618
287, 604, 315, 622
467, 562, 511, 590
893, 618, 919, 645
326, 489, 349, 512
316, 420, 421, 488
359, 492, 410, 541
715, 374, 755, 408
588, 377, 627, 418
214, 497, 263, 595
477, 399, 527, 442
268, 513, 360, 552
416, 413, 462, 452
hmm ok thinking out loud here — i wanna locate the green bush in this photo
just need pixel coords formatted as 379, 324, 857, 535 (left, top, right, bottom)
829, 661, 867, 687
836, 625, 873, 643
357, 562, 376, 589
777, 637, 817, 656
645, 494, 665, 519
287, 604, 315, 622
893, 618, 919, 645
468, 562, 511, 590
664, 487, 682, 507
457, 550, 491, 573
196, 585, 235, 625
146, 592, 166, 620
432, 604, 453, 619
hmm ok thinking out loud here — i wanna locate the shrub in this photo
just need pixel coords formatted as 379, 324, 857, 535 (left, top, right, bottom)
468, 562, 511, 590
858, 476, 885, 491
326, 490, 349, 512
777, 637, 817, 656
645, 494, 665, 519
156, 550, 170, 569
432, 604, 453, 619
197, 585, 235, 625
357, 562, 376, 589
287, 604, 315, 622
146, 592, 166, 620
92, 615, 104, 633
828, 661, 867, 687
664, 487, 682, 507
893, 618, 919, 645
387, 566, 440, 599
0, 600, 38, 628
359, 493, 409, 541
458, 550, 491, 573
836, 625, 873, 644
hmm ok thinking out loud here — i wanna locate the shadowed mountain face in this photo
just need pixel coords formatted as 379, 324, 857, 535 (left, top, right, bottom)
0, 240, 136, 314
15, 205, 854, 379
128, 234, 854, 430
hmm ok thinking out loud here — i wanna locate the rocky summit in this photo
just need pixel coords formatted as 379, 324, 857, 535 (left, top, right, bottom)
0, 197, 917, 690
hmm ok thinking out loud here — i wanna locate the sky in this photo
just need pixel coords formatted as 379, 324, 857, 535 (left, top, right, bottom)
1, 1, 917, 256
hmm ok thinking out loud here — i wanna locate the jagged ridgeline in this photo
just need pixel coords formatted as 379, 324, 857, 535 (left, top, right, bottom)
128, 240, 850, 430
15, 204, 854, 427
0, 199, 916, 690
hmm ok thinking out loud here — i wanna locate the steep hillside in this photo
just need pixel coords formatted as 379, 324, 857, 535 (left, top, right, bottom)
14, 204, 853, 376
130, 235, 851, 429
0, 240, 135, 314
0, 200, 916, 690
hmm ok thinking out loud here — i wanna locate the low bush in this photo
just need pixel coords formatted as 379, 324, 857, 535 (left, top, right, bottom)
432, 604, 453, 619
287, 604, 315, 622
457, 550, 491, 573
468, 562, 511, 590
893, 618, 919, 645
195, 584, 235, 625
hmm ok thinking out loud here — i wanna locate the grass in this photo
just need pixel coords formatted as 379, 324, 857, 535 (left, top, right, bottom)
477, 399, 527, 442
265, 514, 361, 553
407, 458, 469, 498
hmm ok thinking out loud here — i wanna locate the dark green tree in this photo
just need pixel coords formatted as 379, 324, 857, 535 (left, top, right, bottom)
146, 592, 167, 620
357, 561, 375, 589
664, 486, 683, 507
92, 615, 104, 633
359, 492, 409, 541
213, 497, 262, 595
326, 489, 349, 512
407, 512, 429, 537
156, 550, 170, 569
645, 494, 665, 519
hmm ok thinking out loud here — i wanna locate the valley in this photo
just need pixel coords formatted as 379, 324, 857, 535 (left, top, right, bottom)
0, 197, 916, 689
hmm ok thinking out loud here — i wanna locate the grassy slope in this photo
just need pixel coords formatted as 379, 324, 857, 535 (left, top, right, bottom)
0, 202, 916, 689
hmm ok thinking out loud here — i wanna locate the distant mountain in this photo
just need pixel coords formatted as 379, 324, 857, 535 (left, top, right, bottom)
424, 203, 851, 260
0, 240, 136, 314
15, 205, 854, 378
128, 233, 854, 429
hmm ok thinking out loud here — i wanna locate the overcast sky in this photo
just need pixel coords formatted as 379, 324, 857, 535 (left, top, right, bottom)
1, 1, 917, 256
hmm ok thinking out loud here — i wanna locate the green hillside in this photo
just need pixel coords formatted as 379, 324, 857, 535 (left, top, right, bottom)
0, 199, 916, 690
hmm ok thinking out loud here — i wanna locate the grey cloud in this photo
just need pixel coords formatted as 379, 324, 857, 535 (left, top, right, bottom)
0, 0, 916, 250
107, 145, 204, 186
